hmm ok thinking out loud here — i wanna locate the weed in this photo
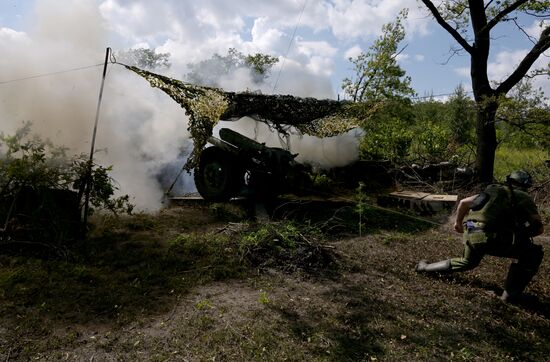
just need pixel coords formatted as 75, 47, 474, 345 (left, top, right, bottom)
258, 290, 270, 305
237, 220, 334, 273
355, 182, 367, 236
311, 172, 335, 193
195, 299, 213, 310
208, 203, 246, 221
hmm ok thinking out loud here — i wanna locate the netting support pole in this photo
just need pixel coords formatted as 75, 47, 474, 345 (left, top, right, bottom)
83, 47, 111, 229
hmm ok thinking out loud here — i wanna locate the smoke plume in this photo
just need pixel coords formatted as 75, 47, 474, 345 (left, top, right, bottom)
0, 0, 359, 211
0, 0, 193, 210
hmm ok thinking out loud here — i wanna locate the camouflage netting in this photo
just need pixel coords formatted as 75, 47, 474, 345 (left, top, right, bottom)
125, 66, 360, 170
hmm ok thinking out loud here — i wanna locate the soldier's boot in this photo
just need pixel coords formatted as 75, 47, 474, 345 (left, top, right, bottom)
501, 245, 544, 303
415, 259, 452, 273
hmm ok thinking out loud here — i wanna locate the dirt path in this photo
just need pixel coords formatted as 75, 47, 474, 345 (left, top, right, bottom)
1, 205, 549, 361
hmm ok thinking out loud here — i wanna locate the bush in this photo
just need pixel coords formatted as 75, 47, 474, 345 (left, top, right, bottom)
359, 119, 413, 162
0, 123, 133, 241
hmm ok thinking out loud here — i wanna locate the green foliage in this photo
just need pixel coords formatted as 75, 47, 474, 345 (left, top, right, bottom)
116, 48, 171, 69
310, 172, 335, 193
243, 52, 279, 82
342, 9, 415, 102
447, 84, 476, 145
0, 123, 72, 193
195, 299, 214, 310
186, 48, 279, 87
258, 290, 270, 305
72, 160, 134, 215
408, 85, 476, 165
358, 101, 414, 163
421, 0, 550, 181
0, 123, 133, 218
409, 121, 452, 163
493, 146, 550, 182
241, 222, 302, 251
168, 233, 213, 256
341, 10, 418, 164
237, 220, 332, 271
208, 203, 246, 221
497, 79, 550, 151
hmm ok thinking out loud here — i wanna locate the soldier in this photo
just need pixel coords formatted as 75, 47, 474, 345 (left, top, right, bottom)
416, 170, 545, 302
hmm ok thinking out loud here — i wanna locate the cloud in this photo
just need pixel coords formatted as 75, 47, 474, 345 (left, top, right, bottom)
249, 17, 286, 54
97, 0, 433, 93
454, 66, 469, 78
326, 0, 429, 41
526, 19, 549, 39
488, 49, 549, 95
344, 45, 363, 60
395, 53, 410, 62
0, 27, 29, 43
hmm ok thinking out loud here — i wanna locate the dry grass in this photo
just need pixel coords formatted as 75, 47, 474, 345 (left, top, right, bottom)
0, 200, 549, 361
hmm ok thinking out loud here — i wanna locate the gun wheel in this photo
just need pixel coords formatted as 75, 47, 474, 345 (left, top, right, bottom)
194, 146, 239, 201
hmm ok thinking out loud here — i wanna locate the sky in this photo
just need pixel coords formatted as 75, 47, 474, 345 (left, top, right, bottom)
0, 0, 548, 209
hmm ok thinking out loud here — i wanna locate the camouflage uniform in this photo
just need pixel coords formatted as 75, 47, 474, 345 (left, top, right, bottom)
417, 179, 544, 300
450, 185, 543, 277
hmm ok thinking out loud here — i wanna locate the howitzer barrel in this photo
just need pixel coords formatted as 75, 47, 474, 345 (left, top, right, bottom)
219, 128, 265, 152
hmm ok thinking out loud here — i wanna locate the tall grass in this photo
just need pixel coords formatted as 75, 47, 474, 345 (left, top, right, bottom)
494, 146, 550, 182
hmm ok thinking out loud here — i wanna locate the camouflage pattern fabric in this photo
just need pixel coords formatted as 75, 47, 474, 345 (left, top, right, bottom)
450, 187, 541, 271
124, 65, 361, 170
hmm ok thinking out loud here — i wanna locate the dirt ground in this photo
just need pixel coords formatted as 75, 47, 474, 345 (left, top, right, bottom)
1, 200, 550, 361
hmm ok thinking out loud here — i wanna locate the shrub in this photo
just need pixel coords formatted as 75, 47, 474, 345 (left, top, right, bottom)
0, 123, 133, 241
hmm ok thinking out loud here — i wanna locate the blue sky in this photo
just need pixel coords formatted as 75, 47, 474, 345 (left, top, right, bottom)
1, 0, 547, 100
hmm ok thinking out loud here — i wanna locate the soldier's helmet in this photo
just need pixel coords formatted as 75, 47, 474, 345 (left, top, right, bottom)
505, 170, 533, 189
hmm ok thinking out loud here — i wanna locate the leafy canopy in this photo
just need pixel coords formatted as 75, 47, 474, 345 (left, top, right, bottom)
186, 48, 279, 87
116, 48, 171, 70
342, 9, 415, 102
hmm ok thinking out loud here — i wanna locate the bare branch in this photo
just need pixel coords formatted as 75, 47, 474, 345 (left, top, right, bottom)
393, 44, 409, 59
420, 0, 474, 53
439, 46, 466, 65
525, 68, 550, 78
512, 18, 537, 44
483, 0, 529, 34
524, 11, 550, 18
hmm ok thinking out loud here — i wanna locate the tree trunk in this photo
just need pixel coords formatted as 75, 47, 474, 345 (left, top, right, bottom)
474, 99, 498, 183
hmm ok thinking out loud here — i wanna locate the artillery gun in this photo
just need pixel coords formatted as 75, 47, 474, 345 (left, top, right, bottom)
194, 128, 311, 201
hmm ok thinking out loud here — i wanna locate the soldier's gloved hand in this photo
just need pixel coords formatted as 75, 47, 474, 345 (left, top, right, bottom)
454, 221, 464, 233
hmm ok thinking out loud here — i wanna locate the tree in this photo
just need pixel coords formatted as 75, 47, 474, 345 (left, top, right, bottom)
447, 84, 476, 145
420, 0, 550, 182
116, 48, 171, 69
342, 10, 416, 163
186, 48, 278, 87
342, 9, 415, 102
497, 78, 550, 150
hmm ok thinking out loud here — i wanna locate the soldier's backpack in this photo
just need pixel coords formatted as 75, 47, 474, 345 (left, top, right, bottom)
467, 184, 516, 232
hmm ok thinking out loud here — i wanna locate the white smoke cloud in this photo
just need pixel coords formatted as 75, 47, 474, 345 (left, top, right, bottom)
215, 117, 359, 170
1, 0, 367, 211
0, 0, 192, 210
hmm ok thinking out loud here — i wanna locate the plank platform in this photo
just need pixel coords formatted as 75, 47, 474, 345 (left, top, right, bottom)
378, 191, 458, 214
